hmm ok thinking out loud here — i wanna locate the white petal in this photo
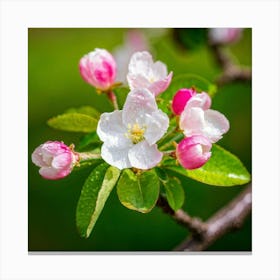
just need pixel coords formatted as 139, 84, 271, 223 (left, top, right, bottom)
127, 51, 157, 90
128, 141, 163, 170
152, 61, 168, 79
31, 146, 47, 167
203, 109, 230, 142
122, 88, 157, 126
97, 111, 130, 147
101, 142, 132, 170
144, 110, 169, 145
180, 107, 205, 136
128, 51, 153, 76
180, 107, 230, 143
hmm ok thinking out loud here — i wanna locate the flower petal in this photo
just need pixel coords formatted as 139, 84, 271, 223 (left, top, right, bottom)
31, 145, 48, 167
176, 135, 212, 170
52, 153, 72, 169
148, 72, 173, 96
152, 61, 168, 78
39, 166, 70, 180
144, 110, 169, 145
126, 51, 152, 90
122, 88, 157, 126
128, 141, 162, 170
180, 107, 229, 143
180, 107, 205, 136
203, 109, 230, 142
100, 142, 132, 170
185, 92, 211, 111
97, 110, 130, 147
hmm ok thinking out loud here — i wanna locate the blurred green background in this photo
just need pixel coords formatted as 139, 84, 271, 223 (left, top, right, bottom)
28, 28, 251, 251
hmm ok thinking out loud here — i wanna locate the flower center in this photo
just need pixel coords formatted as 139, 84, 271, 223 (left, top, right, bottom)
126, 123, 146, 144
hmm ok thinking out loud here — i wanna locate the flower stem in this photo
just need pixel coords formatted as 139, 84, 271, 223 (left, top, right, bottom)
78, 151, 101, 162
159, 133, 184, 151
107, 90, 119, 110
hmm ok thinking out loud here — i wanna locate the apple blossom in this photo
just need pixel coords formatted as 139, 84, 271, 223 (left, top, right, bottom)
171, 88, 196, 115
179, 92, 229, 143
79, 48, 117, 91
32, 141, 79, 180
127, 51, 173, 96
209, 28, 243, 45
176, 135, 212, 169
114, 30, 149, 84
97, 88, 169, 170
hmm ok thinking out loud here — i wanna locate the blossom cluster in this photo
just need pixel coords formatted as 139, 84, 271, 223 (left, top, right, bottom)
31, 47, 229, 179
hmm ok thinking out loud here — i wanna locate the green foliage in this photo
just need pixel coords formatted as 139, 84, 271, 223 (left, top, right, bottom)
76, 163, 121, 238
77, 131, 101, 151
47, 113, 98, 133
113, 86, 130, 108
164, 144, 251, 186
117, 169, 160, 213
173, 28, 208, 50
65, 106, 100, 119
156, 168, 184, 211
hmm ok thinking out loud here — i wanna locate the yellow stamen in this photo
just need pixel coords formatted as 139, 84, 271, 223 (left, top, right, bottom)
126, 123, 146, 144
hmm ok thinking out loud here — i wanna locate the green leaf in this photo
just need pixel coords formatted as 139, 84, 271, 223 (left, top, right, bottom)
76, 163, 121, 238
47, 113, 98, 133
117, 169, 160, 213
162, 177, 184, 211
164, 144, 251, 186
77, 131, 101, 151
156, 168, 184, 211
65, 106, 100, 119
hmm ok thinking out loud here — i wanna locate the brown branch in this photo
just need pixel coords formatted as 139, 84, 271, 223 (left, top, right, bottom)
156, 196, 207, 236
210, 43, 252, 87
173, 184, 252, 251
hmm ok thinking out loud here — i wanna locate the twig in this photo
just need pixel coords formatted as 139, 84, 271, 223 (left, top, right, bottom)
156, 196, 207, 236
173, 184, 252, 251
210, 43, 252, 86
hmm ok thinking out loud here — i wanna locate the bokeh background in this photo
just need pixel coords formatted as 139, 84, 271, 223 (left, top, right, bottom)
28, 28, 251, 251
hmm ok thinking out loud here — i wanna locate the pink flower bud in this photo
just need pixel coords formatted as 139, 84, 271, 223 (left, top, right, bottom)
176, 135, 212, 170
171, 88, 196, 115
31, 141, 79, 180
79, 48, 117, 91
209, 28, 243, 45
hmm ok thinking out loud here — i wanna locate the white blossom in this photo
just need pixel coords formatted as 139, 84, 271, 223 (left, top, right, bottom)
97, 88, 169, 169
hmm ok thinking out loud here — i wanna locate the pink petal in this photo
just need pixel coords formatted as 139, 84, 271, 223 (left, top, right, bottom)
185, 92, 211, 111
171, 88, 196, 115
148, 71, 173, 96
176, 135, 212, 170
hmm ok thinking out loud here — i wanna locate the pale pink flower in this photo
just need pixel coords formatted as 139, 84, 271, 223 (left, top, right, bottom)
97, 88, 169, 170
127, 51, 173, 96
31, 141, 79, 180
180, 92, 229, 143
114, 30, 149, 84
79, 48, 117, 91
176, 135, 212, 170
209, 28, 243, 45
171, 88, 196, 115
